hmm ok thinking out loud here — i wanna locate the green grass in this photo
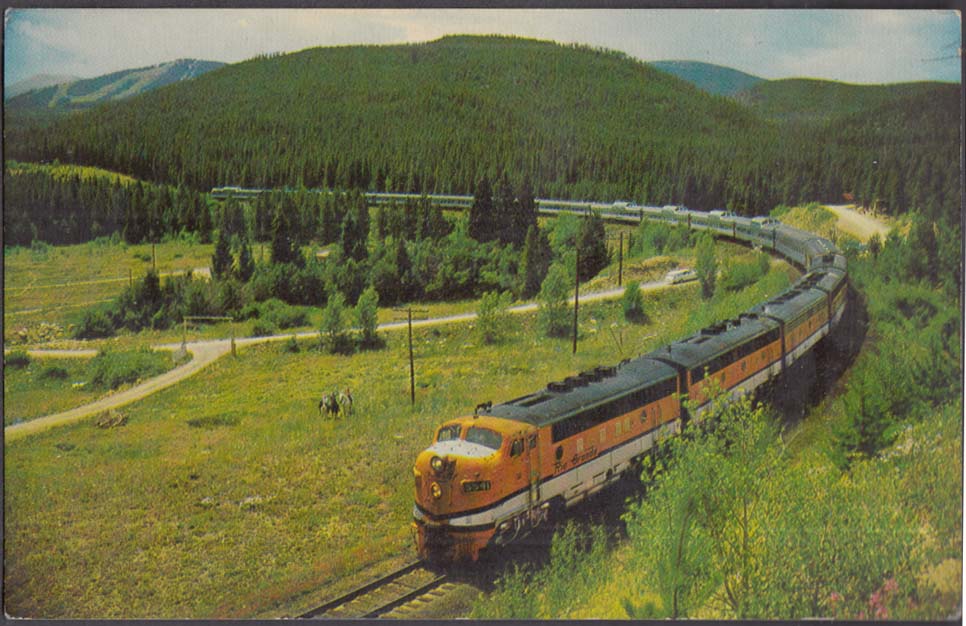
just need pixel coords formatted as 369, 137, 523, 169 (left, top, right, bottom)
3, 357, 102, 425
4, 239, 215, 343
2, 263, 790, 619
3, 350, 177, 426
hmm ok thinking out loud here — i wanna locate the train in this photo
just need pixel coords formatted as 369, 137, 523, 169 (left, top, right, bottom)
412, 203, 849, 562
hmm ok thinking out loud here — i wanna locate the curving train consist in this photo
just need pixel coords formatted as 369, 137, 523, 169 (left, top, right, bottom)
412, 202, 848, 562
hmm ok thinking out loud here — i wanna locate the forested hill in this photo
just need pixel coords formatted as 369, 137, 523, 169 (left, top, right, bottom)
2, 36, 781, 212
4, 59, 225, 120
649, 60, 764, 97
4, 35, 960, 223
733, 78, 959, 123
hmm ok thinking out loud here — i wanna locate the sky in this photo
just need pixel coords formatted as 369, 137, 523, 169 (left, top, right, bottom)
4, 8, 962, 88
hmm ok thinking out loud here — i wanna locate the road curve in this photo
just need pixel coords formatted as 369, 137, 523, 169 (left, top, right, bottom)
824, 204, 891, 242
5, 280, 672, 442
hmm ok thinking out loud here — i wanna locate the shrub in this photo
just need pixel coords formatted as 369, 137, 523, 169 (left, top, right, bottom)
250, 319, 279, 338
5, 350, 31, 369
476, 291, 513, 344
694, 232, 717, 299
718, 255, 768, 292
73, 308, 116, 339
622, 281, 646, 323
39, 365, 69, 380
320, 291, 349, 354
355, 286, 380, 348
237, 302, 261, 321
538, 264, 572, 338
88, 349, 169, 390
259, 298, 309, 329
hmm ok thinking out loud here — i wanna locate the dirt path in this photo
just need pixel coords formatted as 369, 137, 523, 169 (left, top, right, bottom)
5, 280, 673, 442
825, 204, 891, 242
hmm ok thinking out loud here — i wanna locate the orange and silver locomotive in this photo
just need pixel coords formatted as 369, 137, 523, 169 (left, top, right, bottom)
413, 207, 849, 562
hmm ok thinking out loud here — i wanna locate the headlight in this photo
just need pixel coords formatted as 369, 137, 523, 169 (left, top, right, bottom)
430, 456, 444, 472
431, 482, 442, 499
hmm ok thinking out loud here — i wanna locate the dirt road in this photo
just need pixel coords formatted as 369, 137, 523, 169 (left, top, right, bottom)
825, 204, 891, 242
5, 279, 674, 441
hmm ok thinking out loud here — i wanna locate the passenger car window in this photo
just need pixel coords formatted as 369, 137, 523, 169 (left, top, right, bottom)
466, 426, 503, 450
436, 424, 461, 442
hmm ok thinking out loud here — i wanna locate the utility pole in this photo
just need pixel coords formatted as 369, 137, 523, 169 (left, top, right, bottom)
618, 231, 623, 287
573, 245, 580, 355
394, 306, 428, 406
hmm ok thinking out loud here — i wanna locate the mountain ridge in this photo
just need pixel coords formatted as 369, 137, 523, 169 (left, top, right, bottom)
649, 60, 764, 96
5, 58, 225, 116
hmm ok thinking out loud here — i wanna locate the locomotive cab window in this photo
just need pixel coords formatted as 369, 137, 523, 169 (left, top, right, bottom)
510, 439, 524, 457
466, 426, 503, 451
436, 424, 461, 442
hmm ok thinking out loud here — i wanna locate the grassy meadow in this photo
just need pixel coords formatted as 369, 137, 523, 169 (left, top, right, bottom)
3, 349, 178, 426
3, 263, 790, 619
4, 239, 216, 343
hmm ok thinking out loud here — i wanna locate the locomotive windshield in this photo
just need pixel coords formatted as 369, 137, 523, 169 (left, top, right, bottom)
436, 424, 462, 442
465, 426, 503, 450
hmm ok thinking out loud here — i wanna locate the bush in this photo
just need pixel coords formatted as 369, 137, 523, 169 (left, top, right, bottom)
250, 319, 279, 338
320, 291, 349, 354
476, 291, 513, 344
538, 264, 572, 338
355, 286, 380, 348
39, 365, 69, 380
622, 281, 646, 323
73, 308, 116, 339
718, 253, 768, 292
88, 349, 170, 390
236, 302, 261, 321
259, 298, 309, 329
5, 350, 31, 368
694, 232, 717, 299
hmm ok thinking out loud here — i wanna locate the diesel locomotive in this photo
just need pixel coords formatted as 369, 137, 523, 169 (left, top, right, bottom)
413, 203, 848, 562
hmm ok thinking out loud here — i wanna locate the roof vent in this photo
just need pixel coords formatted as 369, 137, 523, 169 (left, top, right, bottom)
701, 323, 726, 336
565, 375, 589, 388
547, 380, 570, 393
595, 365, 618, 378
579, 369, 603, 384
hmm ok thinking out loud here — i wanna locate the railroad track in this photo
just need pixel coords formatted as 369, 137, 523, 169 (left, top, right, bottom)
298, 561, 452, 619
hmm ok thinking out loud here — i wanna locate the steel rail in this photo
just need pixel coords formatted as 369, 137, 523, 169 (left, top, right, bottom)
297, 560, 448, 619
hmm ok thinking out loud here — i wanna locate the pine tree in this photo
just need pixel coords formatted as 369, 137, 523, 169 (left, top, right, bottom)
576, 212, 609, 282
211, 231, 233, 280
236, 237, 256, 282
469, 176, 493, 243
270, 194, 301, 266
519, 224, 552, 298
